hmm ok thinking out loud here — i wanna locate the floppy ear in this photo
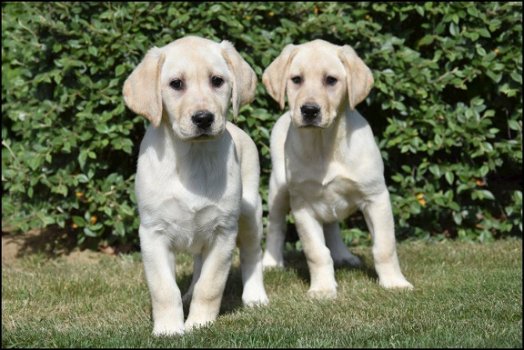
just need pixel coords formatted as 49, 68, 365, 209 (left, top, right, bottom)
338, 45, 374, 110
220, 41, 257, 117
123, 47, 166, 127
262, 44, 297, 109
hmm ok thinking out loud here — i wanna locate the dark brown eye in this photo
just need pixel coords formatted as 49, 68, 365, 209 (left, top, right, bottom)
291, 76, 302, 84
325, 76, 338, 86
211, 76, 224, 88
169, 79, 184, 90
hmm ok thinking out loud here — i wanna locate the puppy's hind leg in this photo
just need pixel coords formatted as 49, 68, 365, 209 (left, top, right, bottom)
324, 222, 361, 267
182, 254, 202, 305
238, 195, 269, 307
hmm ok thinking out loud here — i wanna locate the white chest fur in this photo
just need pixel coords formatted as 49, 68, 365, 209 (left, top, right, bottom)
284, 111, 386, 223
135, 126, 241, 253
287, 154, 361, 222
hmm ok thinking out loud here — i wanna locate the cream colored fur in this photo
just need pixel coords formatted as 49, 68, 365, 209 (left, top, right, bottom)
261, 40, 413, 298
123, 36, 268, 336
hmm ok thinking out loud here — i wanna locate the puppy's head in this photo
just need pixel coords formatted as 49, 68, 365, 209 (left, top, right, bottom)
123, 36, 256, 141
263, 40, 373, 129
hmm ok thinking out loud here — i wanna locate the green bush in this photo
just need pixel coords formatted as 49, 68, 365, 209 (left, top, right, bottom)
2, 2, 521, 248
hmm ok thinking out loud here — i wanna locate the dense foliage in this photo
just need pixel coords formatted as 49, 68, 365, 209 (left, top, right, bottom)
2, 2, 521, 248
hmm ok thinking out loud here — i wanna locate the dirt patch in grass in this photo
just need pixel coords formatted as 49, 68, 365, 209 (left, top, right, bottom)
1, 227, 128, 265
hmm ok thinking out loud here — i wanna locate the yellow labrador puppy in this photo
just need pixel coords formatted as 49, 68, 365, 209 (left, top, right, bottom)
123, 36, 268, 336
261, 40, 413, 298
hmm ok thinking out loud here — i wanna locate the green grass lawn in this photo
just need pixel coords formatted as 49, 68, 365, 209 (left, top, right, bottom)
2, 239, 522, 348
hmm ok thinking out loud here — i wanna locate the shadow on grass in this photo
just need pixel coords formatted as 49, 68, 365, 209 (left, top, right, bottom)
175, 265, 245, 318
279, 222, 379, 285
281, 248, 379, 286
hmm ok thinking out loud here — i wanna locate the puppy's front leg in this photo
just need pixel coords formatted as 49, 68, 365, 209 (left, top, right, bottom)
362, 190, 413, 289
140, 226, 185, 336
262, 173, 290, 268
185, 229, 236, 331
294, 209, 337, 299
237, 198, 269, 306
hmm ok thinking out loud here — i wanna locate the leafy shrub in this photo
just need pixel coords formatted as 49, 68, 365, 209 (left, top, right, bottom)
2, 2, 521, 248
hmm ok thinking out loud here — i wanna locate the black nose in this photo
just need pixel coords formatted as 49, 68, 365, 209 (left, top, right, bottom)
300, 103, 321, 121
191, 111, 214, 129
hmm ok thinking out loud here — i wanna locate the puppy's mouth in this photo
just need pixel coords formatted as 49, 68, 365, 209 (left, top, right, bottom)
172, 125, 222, 142
293, 115, 327, 129
298, 121, 322, 128
189, 132, 219, 142
291, 117, 324, 129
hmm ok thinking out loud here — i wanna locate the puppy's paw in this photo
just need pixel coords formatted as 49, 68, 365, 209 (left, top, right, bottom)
379, 277, 414, 290
152, 323, 185, 337
262, 252, 284, 269
307, 287, 337, 300
333, 254, 362, 268
242, 289, 269, 307
184, 318, 212, 332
